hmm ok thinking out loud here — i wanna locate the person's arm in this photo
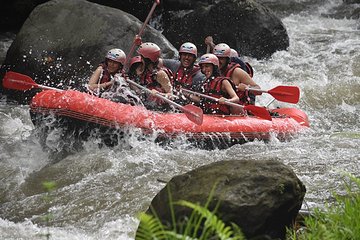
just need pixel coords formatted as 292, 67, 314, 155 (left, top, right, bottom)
221, 79, 244, 115
205, 36, 216, 53
233, 68, 261, 95
156, 70, 172, 93
219, 80, 239, 104
88, 66, 113, 91
182, 90, 201, 103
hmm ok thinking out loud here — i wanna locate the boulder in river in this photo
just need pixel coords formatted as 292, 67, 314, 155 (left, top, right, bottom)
143, 159, 306, 239
0, 0, 176, 104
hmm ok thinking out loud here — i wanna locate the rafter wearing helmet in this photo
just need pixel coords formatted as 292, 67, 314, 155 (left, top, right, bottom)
88, 48, 126, 95
135, 42, 174, 111
213, 43, 261, 105
160, 42, 206, 105
189, 53, 240, 115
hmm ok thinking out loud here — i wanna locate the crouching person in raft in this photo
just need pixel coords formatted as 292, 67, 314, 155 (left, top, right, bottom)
87, 48, 126, 96
186, 53, 240, 115
87, 48, 142, 106
133, 42, 174, 111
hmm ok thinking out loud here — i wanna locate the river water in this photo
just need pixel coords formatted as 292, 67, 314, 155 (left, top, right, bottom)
1, 0, 359, 239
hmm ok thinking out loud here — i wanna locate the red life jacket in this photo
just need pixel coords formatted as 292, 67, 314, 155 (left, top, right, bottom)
222, 62, 240, 79
245, 62, 254, 78
139, 67, 173, 92
222, 62, 255, 105
173, 65, 200, 91
98, 63, 114, 87
201, 77, 234, 115
139, 67, 173, 107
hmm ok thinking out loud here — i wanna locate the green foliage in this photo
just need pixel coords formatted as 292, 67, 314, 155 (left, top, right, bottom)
287, 173, 360, 240
136, 212, 167, 240
136, 182, 245, 240
41, 181, 57, 240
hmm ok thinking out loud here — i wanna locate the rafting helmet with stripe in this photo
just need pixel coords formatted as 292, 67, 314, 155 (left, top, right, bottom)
106, 49, 126, 65
179, 42, 197, 57
213, 43, 231, 58
198, 53, 219, 67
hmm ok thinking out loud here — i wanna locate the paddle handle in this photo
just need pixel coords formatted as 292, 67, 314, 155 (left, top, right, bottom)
124, 0, 160, 69
246, 87, 267, 93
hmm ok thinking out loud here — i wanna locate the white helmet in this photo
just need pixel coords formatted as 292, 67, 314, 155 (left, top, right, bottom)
106, 48, 126, 65
230, 48, 239, 57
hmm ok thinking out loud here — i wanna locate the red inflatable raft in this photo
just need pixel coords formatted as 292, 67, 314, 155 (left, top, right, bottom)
29, 89, 310, 149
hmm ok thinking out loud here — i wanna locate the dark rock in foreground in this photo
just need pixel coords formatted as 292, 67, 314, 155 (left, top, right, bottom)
145, 159, 306, 239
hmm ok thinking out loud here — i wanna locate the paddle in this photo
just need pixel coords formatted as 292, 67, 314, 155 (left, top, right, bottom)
247, 85, 300, 104
124, 0, 161, 69
182, 88, 272, 121
2, 71, 63, 92
126, 79, 203, 125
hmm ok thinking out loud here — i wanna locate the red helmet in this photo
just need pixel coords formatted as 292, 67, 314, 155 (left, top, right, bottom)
106, 48, 126, 65
130, 55, 142, 68
198, 53, 219, 68
179, 42, 197, 57
213, 43, 231, 58
230, 48, 239, 57
137, 42, 161, 63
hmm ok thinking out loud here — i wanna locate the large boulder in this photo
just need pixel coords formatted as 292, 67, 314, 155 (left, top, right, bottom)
0, 0, 176, 104
162, 0, 289, 58
144, 159, 306, 239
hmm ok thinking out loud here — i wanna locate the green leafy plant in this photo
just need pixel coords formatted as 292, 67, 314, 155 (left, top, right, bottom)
287, 173, 360, 240
136, 183, 245, 240
41, 181, 57, 240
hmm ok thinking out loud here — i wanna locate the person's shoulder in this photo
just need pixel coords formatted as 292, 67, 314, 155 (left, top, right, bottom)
96, 65, 104, 71
163, 59, 180, 71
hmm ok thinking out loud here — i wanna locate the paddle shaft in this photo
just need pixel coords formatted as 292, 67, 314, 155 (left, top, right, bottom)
6, 77, 63, 92
182, 88, 244, 109
124, 0, 160, 69
126, 79, 197, 114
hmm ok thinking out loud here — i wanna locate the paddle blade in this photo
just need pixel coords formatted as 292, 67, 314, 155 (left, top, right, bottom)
244, 105, 272, 121
183, 104, 203, 125
2, 71, 37, 91
268, 86, 300, 104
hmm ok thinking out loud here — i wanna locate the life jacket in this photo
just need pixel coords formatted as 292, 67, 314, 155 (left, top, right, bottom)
201, 77, 234, 115
139, 67, 173, 110
88, 63, 121, 97
223, 62, 256, 105
99, 63, 115, 87
139, 67, 173, 92
172, 65, 201, 91
245, 62, 254, 78
229, 58, 254, 77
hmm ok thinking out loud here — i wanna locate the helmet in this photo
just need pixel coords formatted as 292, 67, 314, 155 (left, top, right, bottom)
179, 42, 197, 57
230, 48, 239, 57
137, 42, 161, 63
106, 48, 126, 65
198, 53, 219, 68
213, 43, 231, 58
130, 55, 142, 68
